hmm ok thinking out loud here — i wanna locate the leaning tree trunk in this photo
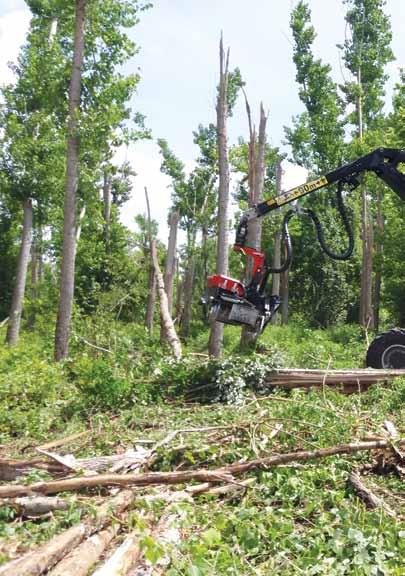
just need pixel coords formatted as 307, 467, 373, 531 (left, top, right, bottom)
151, 240, 182, 359
240, 102, 267, 348
54, 0, 86, 361
6, 198, 33, 345
209, 36, 230, 357
144, 187, 156, 335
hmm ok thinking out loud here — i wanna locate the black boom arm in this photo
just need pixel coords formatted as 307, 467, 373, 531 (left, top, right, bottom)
235, 148, 405, 247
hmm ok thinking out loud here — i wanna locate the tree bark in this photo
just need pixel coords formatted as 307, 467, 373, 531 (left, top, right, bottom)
181, 232, 196, 338
54, 0, 86, 361
6, 198, 33, 345
356, 68, 374, 330
151, 240, 182, 359
145, 268, 156, 333
280, 249, 289, 325
270, 231, 282, 326
240, 101, 267, 346
102, 170, 111, 246
164, 210, 179, 315
144, 186, 156, 334
48, 524, 120, 576
209, 35, 230, 358
0, 490, 134, 576
373, 189, 384, 330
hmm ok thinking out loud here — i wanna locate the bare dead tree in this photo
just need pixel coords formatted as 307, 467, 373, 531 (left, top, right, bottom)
209, 35, 230, 357
144, 187, 156, 334
240, 98, 267, 347
164, 210, 180, 315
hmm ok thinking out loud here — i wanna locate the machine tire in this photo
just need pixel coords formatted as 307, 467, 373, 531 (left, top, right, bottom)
366, 328, 405, 369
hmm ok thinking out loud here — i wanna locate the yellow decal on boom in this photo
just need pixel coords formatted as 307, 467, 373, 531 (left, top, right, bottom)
271, 175, 328, 206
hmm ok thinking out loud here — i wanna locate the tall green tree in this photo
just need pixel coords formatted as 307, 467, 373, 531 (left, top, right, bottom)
340, 0, 394, 329
285, 0, 355, 327
53, 0, 149, 360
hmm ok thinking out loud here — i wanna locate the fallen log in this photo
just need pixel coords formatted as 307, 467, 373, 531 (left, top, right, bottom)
48, 523, 120, 576
347, 471, 396, 517
91, 530, 141, 576
3, 496, 68, 518
0, 490, 135, 576
1, 439, 404, 498
265, 368, 405, 393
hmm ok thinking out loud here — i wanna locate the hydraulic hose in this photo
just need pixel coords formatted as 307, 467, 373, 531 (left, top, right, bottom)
303, 180, 354, 261
259, 209, 295, 293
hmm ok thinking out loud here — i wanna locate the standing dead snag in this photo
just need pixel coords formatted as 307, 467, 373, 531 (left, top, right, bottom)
151, 239, 182, 359
209, 34, 230, 358
240, 97, 268, 347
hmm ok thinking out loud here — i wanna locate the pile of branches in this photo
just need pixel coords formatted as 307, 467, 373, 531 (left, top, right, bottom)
0, 422, 403, 575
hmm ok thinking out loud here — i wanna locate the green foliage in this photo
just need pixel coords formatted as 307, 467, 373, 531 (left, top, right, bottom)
340, 0, 394, 128
155, 351, 284, 405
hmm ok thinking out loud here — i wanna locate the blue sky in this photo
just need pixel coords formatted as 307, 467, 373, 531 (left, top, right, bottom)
1, 0, 404, 239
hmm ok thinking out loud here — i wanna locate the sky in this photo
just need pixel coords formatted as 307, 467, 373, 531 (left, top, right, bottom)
1, 0, 404, 241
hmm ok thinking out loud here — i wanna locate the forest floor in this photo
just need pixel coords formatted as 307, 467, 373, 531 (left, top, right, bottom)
0, 322, 404, 574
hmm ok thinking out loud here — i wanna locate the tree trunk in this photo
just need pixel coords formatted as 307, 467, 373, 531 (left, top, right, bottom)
27, 224, 40, 330
356, 68, 374, 330
151, 240, 182, 359
6, 198, 33, 345
145, 269, 156, 334
240, 102, 267, 347
175, 274, 183, 325
280, 249, 289, 325
180, 250, 195, 339
144, 187, 156, 334
54, 0, 86, 361
102, 170, 111, 246
270, 231, 282, 325
360, 189, 374, 329
373, 189, 384, 330
209, 35, 230, 358
163, 210, 179, 315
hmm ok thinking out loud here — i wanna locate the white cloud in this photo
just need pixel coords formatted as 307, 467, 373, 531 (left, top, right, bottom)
118, 140, 177, 242
281, 160, 308, 191
0, 9, 31, 86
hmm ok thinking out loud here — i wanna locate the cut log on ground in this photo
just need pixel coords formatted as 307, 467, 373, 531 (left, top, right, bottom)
264, 368, 405, 393
91, 530, 142, 576
0, 490, 135, 576
1, 439, 404, 499
48, 523, 120, 576
3, 496, 68, 518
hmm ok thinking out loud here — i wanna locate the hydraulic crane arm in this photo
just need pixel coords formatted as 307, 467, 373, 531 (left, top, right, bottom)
235, 148, 405, 247
206, 148, 405, 337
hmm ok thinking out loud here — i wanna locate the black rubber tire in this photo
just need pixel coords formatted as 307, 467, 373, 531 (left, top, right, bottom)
366, 328, 405, 368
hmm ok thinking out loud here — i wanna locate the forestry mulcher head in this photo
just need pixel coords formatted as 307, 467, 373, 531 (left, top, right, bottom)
206, 245, 281, 336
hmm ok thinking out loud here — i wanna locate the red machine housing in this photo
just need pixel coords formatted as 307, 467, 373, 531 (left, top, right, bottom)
206, 245, 265, 296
